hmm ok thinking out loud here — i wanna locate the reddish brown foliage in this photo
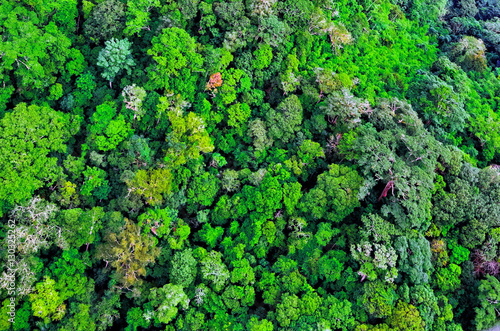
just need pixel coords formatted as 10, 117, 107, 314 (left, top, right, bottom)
472, 249, 500, 277
206, 72, 223, 91
378, 180, 395, 201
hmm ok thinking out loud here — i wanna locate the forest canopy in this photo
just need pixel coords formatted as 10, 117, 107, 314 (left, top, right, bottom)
1, 0, 500, 330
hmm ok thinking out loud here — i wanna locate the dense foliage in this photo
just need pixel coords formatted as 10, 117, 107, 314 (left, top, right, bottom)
1, 0, 500, 330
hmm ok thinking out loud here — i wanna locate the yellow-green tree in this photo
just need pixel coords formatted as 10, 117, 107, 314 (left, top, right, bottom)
96, 219, 160, 288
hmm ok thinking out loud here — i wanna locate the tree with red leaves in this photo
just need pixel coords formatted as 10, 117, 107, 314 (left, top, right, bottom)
206, 72, 223, 91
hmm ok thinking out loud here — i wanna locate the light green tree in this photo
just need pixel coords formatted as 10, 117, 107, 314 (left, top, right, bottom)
97, 38, 135, 87
0, 103, 78, 214
144, 284, 189, 325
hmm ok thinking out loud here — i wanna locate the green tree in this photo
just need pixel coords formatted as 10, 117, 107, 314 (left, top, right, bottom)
126, 168, 173, 206
29, 276, 66, 322
0, 103, 78, 213
394, 235, 433, 284
187, 171, 220, 207
361, 280, 397, 318
59, 303, 96, 331
475, 275, 500, 330
434, 264, 461, 291
387, 301, 425, 331
97, 38, 135, 87
81, 167, 111, 200
247, 316, 273, 331
160, 97, 214, 166
253, 44, 273, 70
146, 27, 203, 97
318, 295, 356, 330
125, 307, 149, 331
144, 284, 189, 325
124, 0, 160, 36
56, 207, 105, 249
87, 102, 133, 152
266, 95, 303, 144
170, 249, 197, 287
199, 250, 230, 292
0, 2, 85, 106
84, 0, 125, 42
276, 293, 301, 327
299, 163, 363, 222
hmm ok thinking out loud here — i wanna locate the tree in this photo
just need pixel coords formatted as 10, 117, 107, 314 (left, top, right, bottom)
285, 139, 325, 178
160, 96, 214, 166
253, 44, 273, 70
226, 103, 251, 131
125, 307, 149, 331
170, 249, 197, 287
206, 72, 223, 91
48, 249, 93, 305
199, 250, 230, 292
122, 85, 147, 121
320, 88, 371, 130
124, 0, 160, 36
96, 219, 160, 288
340, 107, 457, 231
475, 275, 500, 330
146, 27, 203, 98
247, 316, 274, 331
299, 163, 363, 222
394, 235, 433, 284
197, 223, 224, 249
248, 119, 273, 152
275, 293, 301, 327
81, 167, 111, 200
187, 171, 220, 207
56, 207, 105, 249
87, 102, 133, 152
317, 251, 344, 283
221, 169, 241, 192
144, 284, 189, 325
97, 38, 135, 87
58, 303, 97, 331
361, 280, 397, 318
408, 59, 470, 136
450, 36, 487, 72
230, 258, 255, 286
92, 289, 122, 330
0, 2, 85, 107
432, 164, 500, 248
29, 276, 66, 322
0, 103, 78, 214
266, 95, 303, 144
387, 301, 425, 331
435, 264, 461, 291
126, 168, 173, 206
222, 285, 254, 313
7, 197, 62, 254
84, 0, 125, 42
317, 294, 356, 330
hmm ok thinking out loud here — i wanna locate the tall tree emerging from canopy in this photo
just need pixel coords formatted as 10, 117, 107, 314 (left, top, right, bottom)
97, 38, 135, 88
96, 218, 160, 289
0, 103, 78, 215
